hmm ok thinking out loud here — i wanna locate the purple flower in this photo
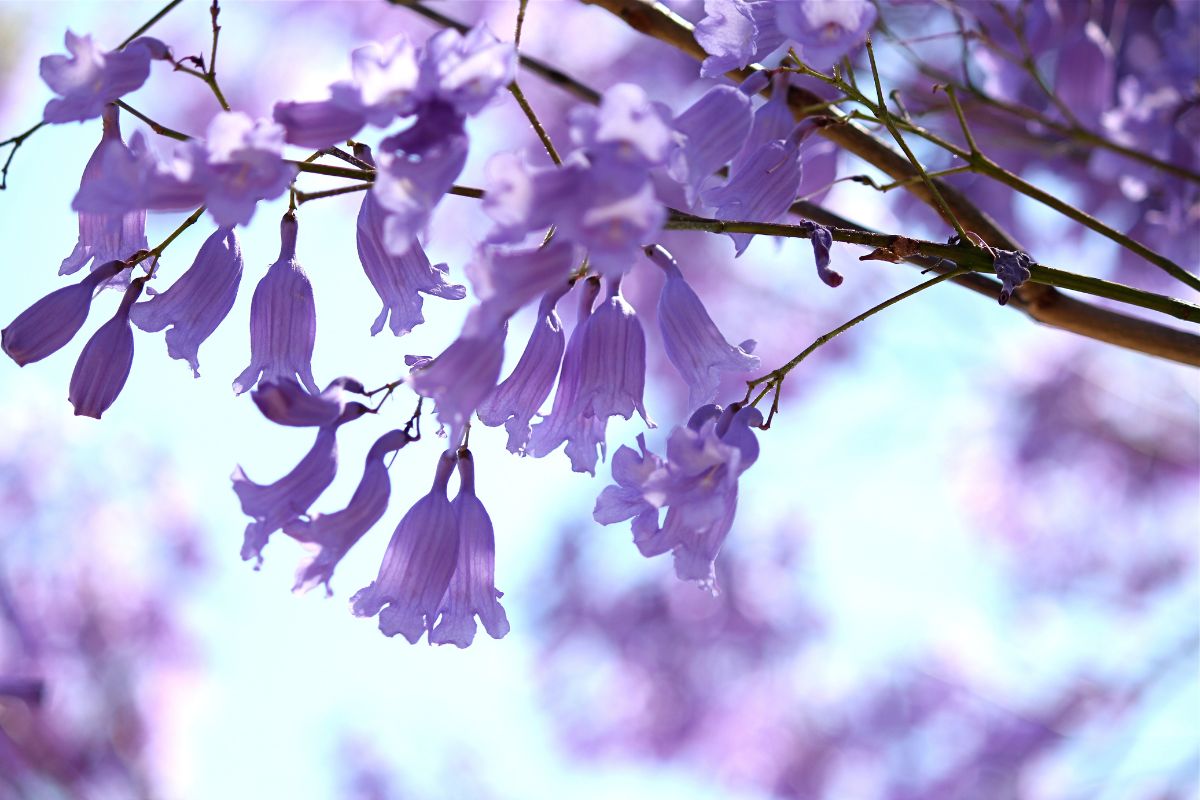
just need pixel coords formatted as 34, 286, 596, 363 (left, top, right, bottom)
252, 376, 366, 427
809, 224, 842, 287
68, 276, 144, 419
776, 0, 877, 70
529, 277, 652, 475
648, 245, 759, 410
40, 32, 167, 124
352, 451, 460, 643
285, 428, 415, 595
594, 404, 764, 591
233, 213, 319, 395
408, 308, 507, 447
129, 227, 242, 376
703, 130, 805, 256
232, 402, 369, 565
695, 0, 784, 78
2, 259, 124, 366
477, 283, 571, 453
465, 239, 578, 326
416, 26, 517, 117
431, 449, 510, 647
993, 249, 1033, 305
669, 85, 754, 207
355, 146, 465, 335
60, 106, 148, 279
71, 130, 206, 218
372, 104, 469, 255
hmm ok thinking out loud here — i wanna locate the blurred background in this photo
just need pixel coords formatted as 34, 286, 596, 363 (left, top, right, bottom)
0, 1, 1196, 798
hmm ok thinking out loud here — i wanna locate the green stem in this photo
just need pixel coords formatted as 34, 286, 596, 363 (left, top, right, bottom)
509, 82, 562, 165
115, 100, 192, 140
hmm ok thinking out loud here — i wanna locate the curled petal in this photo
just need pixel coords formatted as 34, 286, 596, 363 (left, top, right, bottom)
252, 376, 366, 427
40, 31, 154, 123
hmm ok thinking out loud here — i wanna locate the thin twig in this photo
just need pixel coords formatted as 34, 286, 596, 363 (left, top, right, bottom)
115, 100, 192, 140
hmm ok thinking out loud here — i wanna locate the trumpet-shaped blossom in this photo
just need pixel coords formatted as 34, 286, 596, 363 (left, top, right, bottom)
129, 227, 243, 376
695, 0, 784, 77
60, 106, 148, 278
233, 214, 319, 395
594, 404, 764, 591
252, 376, 366, 427
704, 131, 805, 256
648, 245, 759, 410
2, 259, 124, 366
68, 277, 144, 419
465, 240, 578, 327
477, 283, 571, 452
40, 32, 168, 124
669, 85, 754, 207
432, 450, 510, 647
776, 0, 877, 70
285, 428, 415, 595
416, 26, 517, 117
409, 308, 507, 447
232, 402, 369, 565
355, 146, 465, 335
352, 451, 460, 644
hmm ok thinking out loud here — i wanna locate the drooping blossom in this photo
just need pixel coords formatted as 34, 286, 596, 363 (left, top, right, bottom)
252, 376, 366, 428
668, 85, 754, 207
60, 106, 148, 278
2, 259, 124, 366
408, 308, 507, 448
354, 145, 465, 336
415, 26, 517, 117
233, 213, 319, 395
352, 450, 460, 644
776, 0, 877, 69
529, 276, 651, 476
68, 276, 145, 419
647, 245, 759, 410
993, 249, 1033, 305
232, 402, 369, 565
129, 227, 242, 376
39, 32, 168, 124
465, 239, 578, 327
594, 403, 764, 590
808, 223, 842, 287
694, 0, 784, 78
73, 112, 296, 228
477, 282, 571, 453
285, 427, 415, 595
432, 449, 510, 647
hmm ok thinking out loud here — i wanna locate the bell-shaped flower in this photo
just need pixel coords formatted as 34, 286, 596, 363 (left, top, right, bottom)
776, 0, 876, 70
129, 227, 243, 376
465, 239, 578, 326
695, 0, 784, 77
2, 259, 124, 366
409, 307, 507, 447
477, 282, 571, 453
71, 129, 206, 218
668, 85, 753, 207
60, 106, 148, 278
68, 276, 145, 418
648, 245, 759, 410
355, 145, 465, 336
373, 104, 469, 255
568, 84, 674, 182
352, 450, 461, 644
252, 376, 366, 427
285, 427, 415, 595
808, 223, 843, 287
431, 450, 509, 647
232, 402, 369, 565
415, 26, 517, 118
595, 404, 763, 591
233, 213, 319, 395
40, 32, 168, 124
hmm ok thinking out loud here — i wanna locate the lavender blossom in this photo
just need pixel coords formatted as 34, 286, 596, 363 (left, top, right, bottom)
994, 249, 1033, 306
232, 402, 369, 565
465, 240, 578, 326
809, 223, 842, 287
233, 214, 319, 395
776, 0, 877, 70
352, 451, 461, 644
477, 283, 571, 453
40, 32, 167, 124
416, 26, 517, 117
695, 0, 784, 78
129, 227, 242, 376
60, 106, 148, 278
592, 433, 666, 551
285, 428, 415, 595
252, 376, 366, 427
431, 450, 509, 647
68, 277, 144, 419
703, 128, 805, 256
408, 308, 507, 447
648, 245, 759, 410
356, 146, 465, 335
669, 85, 753, 207
2, 259, 124, 366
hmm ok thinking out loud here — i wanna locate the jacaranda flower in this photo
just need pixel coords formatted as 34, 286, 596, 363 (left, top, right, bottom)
352, 450, 461, 644
695, 0, 784, 78
993, 249, 1034, 306
668, 85, 753, 208
776, 0, 877, 70
40, 32, 168, 124
648, 245, 759, 410
415, 26, 517, 118
232, 402, 369, 565
60, 106, 148, 279
465, 239, 578, 327
809, 224, 842, 287
2, 259, 124, 367
252, 376, 366, 428
68, 276, 145, 419
233, 213, 319, 395
431, 449, 510, 647
129, 227, 242, 376
286, 427, 415, 595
